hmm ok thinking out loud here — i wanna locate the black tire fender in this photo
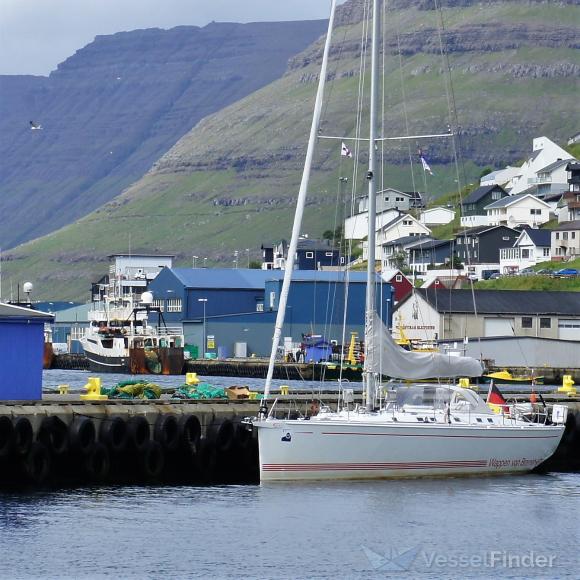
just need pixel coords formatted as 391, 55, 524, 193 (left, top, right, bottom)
22, 442, 51, 485
13, 416, 33, 456
84, 442, 110, 482
179, 415, 201, 454
0, 416, 14, 457
99, 416, 128, 453
207, 419, 235, 453
37, 416, 69, 456
154, 414, 180, 452
69, 416, 96, 455
139, 439, 165, 480
128, 416, 151, 451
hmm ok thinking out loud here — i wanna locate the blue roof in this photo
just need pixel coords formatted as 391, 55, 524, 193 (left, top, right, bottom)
169, 268, 371, 289
522, 229, 551, 247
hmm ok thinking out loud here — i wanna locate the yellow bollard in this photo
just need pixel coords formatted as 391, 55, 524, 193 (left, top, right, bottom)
80, 377, 108, 401
558, 375, 577, 396
458, 378, 470, 388
280, 385, 290, 396
186, 372, 200, 385
58, 384, 69, 395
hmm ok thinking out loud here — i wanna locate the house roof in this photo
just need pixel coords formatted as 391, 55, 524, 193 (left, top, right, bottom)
484, 193, 550, 210
167, 268, 370, 289
377, 188, 411, 198
554, 220, 580, 231
409, 239, 453, 251
383, 234, 431, 248
421, 206, 454, 215
543, 192, 564, 203
462, 185, 506, 205
566, 161, 580, 171
0, 302, 54, 320
537, 158, 572, 174
455, 225, 518, 237
409, 289, 580, 316
520, 229, 551, 246
528, 149, 542, 163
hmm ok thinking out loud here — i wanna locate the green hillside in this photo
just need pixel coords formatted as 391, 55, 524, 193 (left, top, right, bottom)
2, 0, 579, 300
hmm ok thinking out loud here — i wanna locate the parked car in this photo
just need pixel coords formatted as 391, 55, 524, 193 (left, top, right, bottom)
518, 267, 535, 276
555, 268, 578, 277
482, 269, 500, 280
488, 272, 502, 280
535, 268, 552, 276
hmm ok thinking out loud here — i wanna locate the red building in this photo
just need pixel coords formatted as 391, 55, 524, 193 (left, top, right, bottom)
381, 269, 413, 303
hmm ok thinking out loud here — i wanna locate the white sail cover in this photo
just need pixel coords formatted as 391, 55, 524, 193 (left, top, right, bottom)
368, 314, 483, 379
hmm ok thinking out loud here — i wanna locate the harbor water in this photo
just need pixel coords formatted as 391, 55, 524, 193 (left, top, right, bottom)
0, 475, 578, 578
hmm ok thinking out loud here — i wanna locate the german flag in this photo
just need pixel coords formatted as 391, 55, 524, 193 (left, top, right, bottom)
486, 382, 509, 413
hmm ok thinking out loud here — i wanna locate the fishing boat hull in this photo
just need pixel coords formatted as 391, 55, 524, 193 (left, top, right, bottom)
481, 375, 544, 386
255, 420, 564, 481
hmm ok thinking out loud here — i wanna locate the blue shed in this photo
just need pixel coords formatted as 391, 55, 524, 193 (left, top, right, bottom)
0, 303, 54, 400
148, 268, 393, 357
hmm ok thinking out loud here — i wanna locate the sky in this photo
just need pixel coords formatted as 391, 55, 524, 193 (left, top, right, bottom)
0, 0, 344, 76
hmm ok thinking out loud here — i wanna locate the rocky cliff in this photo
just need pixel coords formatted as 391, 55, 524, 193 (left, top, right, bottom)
2, 0, 579, 300
0, 20, 328, 249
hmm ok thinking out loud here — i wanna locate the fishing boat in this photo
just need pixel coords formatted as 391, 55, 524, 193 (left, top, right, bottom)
251, 0, 567, 481
80, 285, 184, 375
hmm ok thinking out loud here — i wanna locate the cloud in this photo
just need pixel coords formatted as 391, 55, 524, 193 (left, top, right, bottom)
0, 0, 341, 75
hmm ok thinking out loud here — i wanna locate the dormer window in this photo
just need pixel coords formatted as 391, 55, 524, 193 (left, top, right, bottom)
305, 252, 314, 259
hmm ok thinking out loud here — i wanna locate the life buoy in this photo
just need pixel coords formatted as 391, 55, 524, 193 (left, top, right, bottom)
154, 414, 180, 452
99, 416, 128, 454
69, 417, 96, 455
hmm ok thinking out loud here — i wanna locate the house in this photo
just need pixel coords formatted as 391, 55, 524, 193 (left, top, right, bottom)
531, 159, 574, 198
381, 269, 413, 303
507, 136, 575, 195
499, 229, 551, 274
454, 225, 519, 264
376, 214, 431, 247
356, 188, 424, 214
407, 239, 455, 275
380, 234, 431, 270
261, 237, 342, 270
484, 193, 551, 228
460, 185, 508, 227
0, 302, 53, 400
551, 221, 580, 260
558, 162, 580, 223
480, 166, 520, 187
91, 254, 174, 302
394, 289, 580, 342
148, 268, 393, 357
419, 206, 455, 226
422, 275, 471, 290
344, 208, 401, 241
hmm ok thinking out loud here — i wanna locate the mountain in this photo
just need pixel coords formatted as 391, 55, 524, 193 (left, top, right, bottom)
0, 20, 328, 249
2, 0, 579, 301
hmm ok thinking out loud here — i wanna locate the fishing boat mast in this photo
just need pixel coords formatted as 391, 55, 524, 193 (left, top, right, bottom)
364, 0, 381, 411
261, 0, 339, 408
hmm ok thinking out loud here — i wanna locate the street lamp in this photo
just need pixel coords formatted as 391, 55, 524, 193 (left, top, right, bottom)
198, 298, 207, 358
192, 255, 198, 268
246, 248, 250, 268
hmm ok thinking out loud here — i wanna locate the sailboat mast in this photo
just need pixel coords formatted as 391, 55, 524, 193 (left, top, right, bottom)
262, 0, 338, 402
364, 0, 381, 411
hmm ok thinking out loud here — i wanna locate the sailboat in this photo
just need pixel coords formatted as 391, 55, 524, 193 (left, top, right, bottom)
251, 0, 567, 481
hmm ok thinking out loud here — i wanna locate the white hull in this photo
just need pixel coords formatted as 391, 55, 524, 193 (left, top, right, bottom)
256, 419, 564, 481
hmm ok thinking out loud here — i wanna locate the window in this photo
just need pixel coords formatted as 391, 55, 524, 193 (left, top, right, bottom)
530, 209, 541, 215
269, 291, 276, 308
305, 251, 314, 259
556, 233, 560, 240
521, 317, 533, 328
152, 299, 164, 312
563, 232, 568, 240
384, 196, 390, 202
325, 252, 333, 257
395, 274, 402, 282
540, 318, 551, 329
403, 220, 412, 226
521, 249, 530, 258
492, 191, 502, 200
543, 248, 550, 256
573, 232, 576, 239
256, 303, 264, 312
502, 236, 510, 241
166, 298, 182, 313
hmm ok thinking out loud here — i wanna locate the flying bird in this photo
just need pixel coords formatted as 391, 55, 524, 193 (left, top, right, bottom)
29, 121, 43, 130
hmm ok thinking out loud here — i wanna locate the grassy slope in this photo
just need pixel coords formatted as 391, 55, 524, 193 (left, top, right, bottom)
2, 2, 579, 300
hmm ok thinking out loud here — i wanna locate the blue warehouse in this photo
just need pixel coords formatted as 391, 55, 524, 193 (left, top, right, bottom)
0, 303, 53, 400
148, 269, 393, 357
